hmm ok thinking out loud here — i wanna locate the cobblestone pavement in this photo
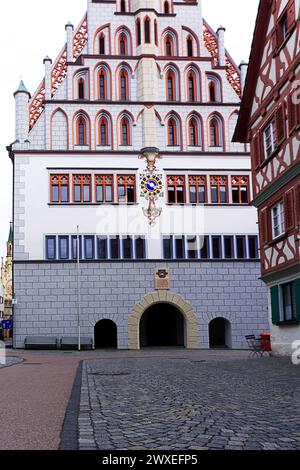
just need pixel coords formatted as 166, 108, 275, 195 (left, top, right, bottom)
77, 350, 300, 450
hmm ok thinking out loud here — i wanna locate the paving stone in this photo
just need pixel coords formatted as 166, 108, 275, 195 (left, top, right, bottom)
63, 351, 300, 450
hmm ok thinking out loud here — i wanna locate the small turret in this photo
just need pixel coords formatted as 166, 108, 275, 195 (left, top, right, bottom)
43, 56, 53, 100
239, 61, 248, 93
217, 26, 226, 67
14, 81, 31, 144
65, 22, 74, 63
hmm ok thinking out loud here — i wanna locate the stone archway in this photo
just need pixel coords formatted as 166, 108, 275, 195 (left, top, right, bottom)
128, 291, 198, 349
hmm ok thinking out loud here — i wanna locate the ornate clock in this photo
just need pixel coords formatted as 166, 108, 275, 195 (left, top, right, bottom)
140, 174, 163, 198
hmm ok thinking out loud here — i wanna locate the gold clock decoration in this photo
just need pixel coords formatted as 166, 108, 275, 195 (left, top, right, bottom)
141, 174, 163, 198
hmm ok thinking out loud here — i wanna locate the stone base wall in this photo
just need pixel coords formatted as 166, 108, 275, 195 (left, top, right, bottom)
13, 261, 269, 349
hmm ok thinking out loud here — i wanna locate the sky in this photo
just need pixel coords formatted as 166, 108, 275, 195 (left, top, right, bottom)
0, 0, 260, 260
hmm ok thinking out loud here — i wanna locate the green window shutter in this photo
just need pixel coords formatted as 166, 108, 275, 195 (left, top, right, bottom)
294, 279, 300, 322
271, 285, 280, 325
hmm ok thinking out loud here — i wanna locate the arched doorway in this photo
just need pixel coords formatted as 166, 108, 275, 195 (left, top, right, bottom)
139, 303, 185, 347
209, 318, 231, 348
94, 319, 117, 349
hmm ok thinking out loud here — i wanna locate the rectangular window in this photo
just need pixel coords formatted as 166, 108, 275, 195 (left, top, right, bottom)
224, 236, 234, 259
276, 11, 291, 48
175, 236, 185, 259
236, 236, 246, 259
97, 236, 108, 260
187, 236, 198, 259
231, 176, 249, 204
123, 236, 133, 259
135, 237, 146, 259
163, 236, 173, 259
167, 175, 185, 204
200, 236, 209, 259
110, 236, 120, 259
84, 236, 95, 259
212, 236, 222, 259
280, 282, 296, 322
272, 201, 285, 239
58, 236, 69, 260
248, 236, 259, 259
210, 176, 228, 203
117, 175, 136, 203
263, 119, 277, 159
50, 175, 69, 203
73, 175, 92, 203
46, 236, 56, 260
95, 175, 113, 203
189, 176, 206, 203
71, 235, 82, 260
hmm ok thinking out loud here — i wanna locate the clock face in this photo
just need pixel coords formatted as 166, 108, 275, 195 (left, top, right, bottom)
141, 175, 163, 197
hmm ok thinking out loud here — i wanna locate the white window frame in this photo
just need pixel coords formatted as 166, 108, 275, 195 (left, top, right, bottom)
271, 201, 285, 239
279, 282, 296, 322
263, 118, 277, 159
282, 15, 289, 41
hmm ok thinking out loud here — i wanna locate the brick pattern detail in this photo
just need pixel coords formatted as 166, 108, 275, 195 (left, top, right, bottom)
13, 261, 269, 350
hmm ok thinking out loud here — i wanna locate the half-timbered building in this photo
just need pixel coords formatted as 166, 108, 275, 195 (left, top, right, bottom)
234, 0, 300, 355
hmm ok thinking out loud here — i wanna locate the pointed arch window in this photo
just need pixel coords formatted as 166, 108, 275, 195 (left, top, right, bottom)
78, 78, 85, 99
99, 34, 105, 55
209, 117, 222, 147
119, 34, 127, 55
99, 70, 107, 100
144, 17, 151, 43
164, 1, 170, 14
207, 75, 221, 102
120, 116, 131, 146
189, 118, 198, 146
99, 117, 109, 145
165, 35, 173, 56
187, 37, 193, 57
168, 118, 178, 146
209, 82, 216, 102
187, 71, 196, 102
76, 117, 87, 146
120, 70, 129, 100
120, 0, 126, 12
136, 19, 141, 46
167, 71, 175, 101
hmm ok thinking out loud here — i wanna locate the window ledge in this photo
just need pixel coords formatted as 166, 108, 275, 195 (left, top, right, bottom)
256, 146, 280, 171
48, 202, 138, 206
276, 320, 299, 327
268, 233, 286, 246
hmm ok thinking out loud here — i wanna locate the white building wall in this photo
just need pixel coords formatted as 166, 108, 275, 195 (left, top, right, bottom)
268, 273, 300, 357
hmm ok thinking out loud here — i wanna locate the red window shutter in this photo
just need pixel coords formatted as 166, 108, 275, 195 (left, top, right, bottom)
284, 190, 294, 231
259, 131, 265, 164
288, 93, 297, 132
271, 30, 278, 52
276, 105, 286, 144
287, 0, 296, 32
276, 25, 283, 48
260, 209, 270, 245
295, 184, 300, 226
251, 135, 260, 168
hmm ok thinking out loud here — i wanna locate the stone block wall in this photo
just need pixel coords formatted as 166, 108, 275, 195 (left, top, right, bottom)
13, 260, 269, 349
